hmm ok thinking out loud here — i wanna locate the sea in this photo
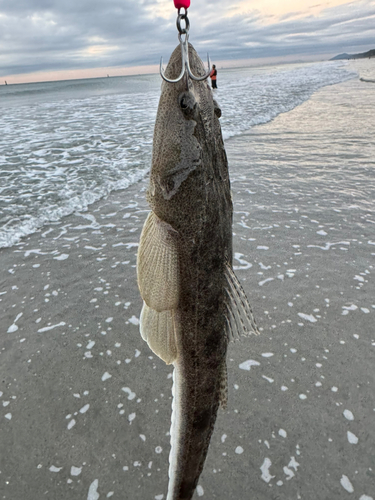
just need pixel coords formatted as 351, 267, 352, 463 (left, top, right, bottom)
1, 57, 375, 500
0, 60, 360, 248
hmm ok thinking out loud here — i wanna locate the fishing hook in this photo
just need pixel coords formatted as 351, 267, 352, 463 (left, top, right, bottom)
160, 10, 211, 83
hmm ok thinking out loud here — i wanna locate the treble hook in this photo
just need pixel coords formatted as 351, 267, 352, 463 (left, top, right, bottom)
160, 10, 211, 84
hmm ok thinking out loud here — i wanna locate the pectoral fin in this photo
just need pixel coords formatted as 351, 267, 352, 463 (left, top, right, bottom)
137, 211, 180, 364
140, 302, 178, 365
224, 263, 259, 341
137, 211, 180, 312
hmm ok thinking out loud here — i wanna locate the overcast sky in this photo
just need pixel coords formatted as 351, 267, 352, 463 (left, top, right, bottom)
1, 0, 374, 83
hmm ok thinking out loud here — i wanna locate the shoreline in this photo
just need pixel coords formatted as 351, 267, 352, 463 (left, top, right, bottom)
0, 58, 360, 251
1, 70, 375, 499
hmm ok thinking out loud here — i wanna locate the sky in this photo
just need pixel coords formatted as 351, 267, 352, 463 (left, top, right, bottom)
0, 0, 374, 83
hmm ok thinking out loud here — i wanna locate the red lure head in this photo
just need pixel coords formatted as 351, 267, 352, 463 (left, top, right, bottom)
174, 0, 190, 9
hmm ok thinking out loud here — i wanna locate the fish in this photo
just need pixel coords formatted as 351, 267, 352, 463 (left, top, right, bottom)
137, 43, 258, 500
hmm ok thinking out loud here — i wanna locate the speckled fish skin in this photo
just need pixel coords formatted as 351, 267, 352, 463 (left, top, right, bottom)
137, 44, 253, 500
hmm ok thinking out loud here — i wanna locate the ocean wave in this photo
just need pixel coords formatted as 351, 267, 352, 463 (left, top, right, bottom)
0, 167, 148, 248
0, 61, 356, 248
218, 61, 356, 139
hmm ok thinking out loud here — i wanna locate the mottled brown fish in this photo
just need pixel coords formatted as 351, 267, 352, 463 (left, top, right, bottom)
137, 43, 258, 500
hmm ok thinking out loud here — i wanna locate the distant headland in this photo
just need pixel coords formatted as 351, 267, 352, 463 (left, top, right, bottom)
330, 49, 375, 60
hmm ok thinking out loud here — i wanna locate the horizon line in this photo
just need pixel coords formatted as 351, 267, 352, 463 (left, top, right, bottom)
1, 51, 340, 86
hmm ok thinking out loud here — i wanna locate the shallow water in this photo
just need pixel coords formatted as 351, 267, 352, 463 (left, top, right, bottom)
0, 60, 356, 248
213, 61, 375, 500
0, 60, 374, 500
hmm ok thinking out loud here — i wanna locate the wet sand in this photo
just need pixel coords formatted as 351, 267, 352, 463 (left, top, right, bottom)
1, 69, 375, 499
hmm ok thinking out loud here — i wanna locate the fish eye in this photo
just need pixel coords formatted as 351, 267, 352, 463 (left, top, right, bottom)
213, 99, 221, 118
180, 97, 188, 109
178, 92, 197, 119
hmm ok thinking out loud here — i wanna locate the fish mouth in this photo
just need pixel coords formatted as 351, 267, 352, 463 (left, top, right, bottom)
163, 43, 208, 83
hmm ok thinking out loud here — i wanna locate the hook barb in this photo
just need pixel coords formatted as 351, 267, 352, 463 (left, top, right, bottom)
160, 34, 211, 84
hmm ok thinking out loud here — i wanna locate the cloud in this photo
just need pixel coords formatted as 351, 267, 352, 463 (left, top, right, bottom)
0, 0, 374, 79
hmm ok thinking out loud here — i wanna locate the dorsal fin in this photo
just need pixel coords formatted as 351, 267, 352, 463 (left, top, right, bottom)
224, 263, 259, 341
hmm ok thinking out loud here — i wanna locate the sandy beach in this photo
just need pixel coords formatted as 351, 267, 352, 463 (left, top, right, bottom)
1, 62, 375, 499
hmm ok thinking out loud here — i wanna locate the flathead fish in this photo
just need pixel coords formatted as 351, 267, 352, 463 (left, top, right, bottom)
137, 43, 258, 500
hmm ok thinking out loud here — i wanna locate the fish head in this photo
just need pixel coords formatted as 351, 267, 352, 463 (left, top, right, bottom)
148, 43, 223, 224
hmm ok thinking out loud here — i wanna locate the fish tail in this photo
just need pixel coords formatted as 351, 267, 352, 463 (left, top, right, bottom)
167, 360, 221, 500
